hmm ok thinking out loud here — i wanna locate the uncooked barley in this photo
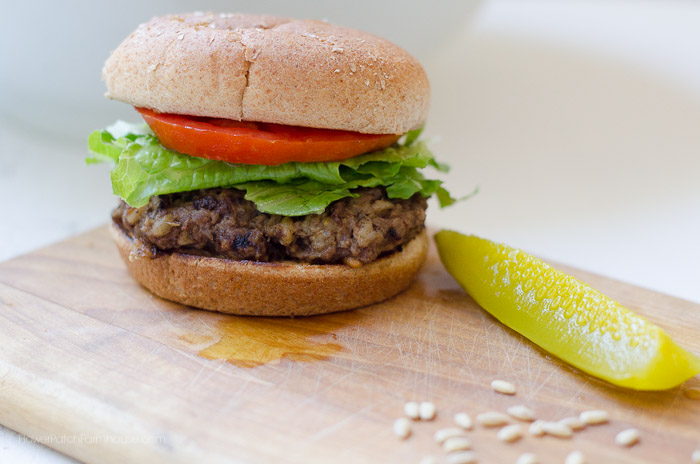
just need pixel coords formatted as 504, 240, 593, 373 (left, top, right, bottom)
507, 405, 535, 421
579, 410, 609, 425
393, 418, 411, 439
528, 420, 545, 437
615, 428, 640, 447
541, 421, 573, 438
404, 401, 420, 419
446, 451, 478, 464
454, 412, 473, 430
515, 453, 539, 464
476, 411, 510, 427
559, 416, 586, 431
497, 424, 523, 442
443, 436, 472, 453
419, 402, 436, 420
564, 451, 586, 464
691, 449, 700, 464
435, 428, 467, 444
491, 379, 517, 395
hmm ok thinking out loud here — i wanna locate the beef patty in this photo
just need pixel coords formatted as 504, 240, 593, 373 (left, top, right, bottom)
113, 187, 427, 265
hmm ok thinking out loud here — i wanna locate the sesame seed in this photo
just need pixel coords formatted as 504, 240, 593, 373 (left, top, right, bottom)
515, 453, 539, 464
443, 436, 472, 453
419, 402, 436, 420
380, 79, 386, 90
454, 412, 473, 430
497, 424, 523, 443
177, 33, 184, 40
331, 47, 344, 53
615, 428, 640, 447
209, 23, 216, 28
692, 449, 700, 464
404, 401, 420, 420
579, 410, 609, 425
564, 451, 586, 464
476, 411, 510, 427
446, 451, 477, 464
147, 64, 157, 73
541, 421, 573, 438
491, 380, 517, 395
393, 418, 411, 439
349, 63, 357, 73
365, 79, 370, 87
684, 387, 700, 400
420, 457, 438, 464
528, 420, 545, 437
559, 416, 586, 431
334, 69, 341, 73
507, 405, 535, 422
434, 428, 468, 444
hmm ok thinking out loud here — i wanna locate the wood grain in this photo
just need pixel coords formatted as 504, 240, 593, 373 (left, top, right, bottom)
0, 226, 698, 464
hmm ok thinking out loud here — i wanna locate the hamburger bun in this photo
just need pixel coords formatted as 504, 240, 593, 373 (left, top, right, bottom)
102, 13, 430, 134
111, 222, 428, 316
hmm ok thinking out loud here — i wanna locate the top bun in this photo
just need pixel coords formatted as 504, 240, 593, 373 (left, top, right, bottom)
102, 13, 430, 135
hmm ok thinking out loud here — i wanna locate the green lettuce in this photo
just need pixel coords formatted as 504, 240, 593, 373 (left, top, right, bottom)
87, 122, 457, 216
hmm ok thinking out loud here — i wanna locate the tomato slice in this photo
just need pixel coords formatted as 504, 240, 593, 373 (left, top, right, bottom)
136, 108, 401, 165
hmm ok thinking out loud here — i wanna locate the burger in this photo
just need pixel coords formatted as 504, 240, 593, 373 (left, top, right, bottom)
88, 13, 454, 316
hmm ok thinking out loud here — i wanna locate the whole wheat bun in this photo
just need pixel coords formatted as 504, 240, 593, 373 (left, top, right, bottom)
111, 222, 428, 316
103, 13, 429, 135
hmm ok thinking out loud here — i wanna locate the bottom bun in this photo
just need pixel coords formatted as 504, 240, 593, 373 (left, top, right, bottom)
110, 222, 428, 316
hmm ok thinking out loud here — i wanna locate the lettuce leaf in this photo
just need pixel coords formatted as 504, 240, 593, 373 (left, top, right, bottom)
87, 122, 458, 216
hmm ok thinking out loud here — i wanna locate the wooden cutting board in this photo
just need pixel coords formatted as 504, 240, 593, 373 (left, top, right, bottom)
0, 226, 698, 464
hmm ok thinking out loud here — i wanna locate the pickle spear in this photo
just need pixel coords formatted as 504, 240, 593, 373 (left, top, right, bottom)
435, 230, 700, 391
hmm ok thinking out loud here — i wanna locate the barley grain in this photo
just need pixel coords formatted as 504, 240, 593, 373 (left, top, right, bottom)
615, 428, 640, 447
528, 420, 545, 437
454, 412, 473, 430
691, 449, 700, 464
515, 453, 539, 464
393, 417, 411, 439
491, 379, 517, 395
497, 424, 523, 443
541, 421, 573, 438
559, 416, 586, 431
435, 428, 467, 443
443, 436, 472, 452
446, 451, 478, 464
476, 411, 510, 427
404, 402, 420, 420
579, 410, 609, 425
419, 402, 437, 420
564, 451, 586, 464
507, 405, 535, 421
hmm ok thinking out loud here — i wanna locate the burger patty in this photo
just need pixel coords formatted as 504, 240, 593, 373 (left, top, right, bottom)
113, 187, 426, 265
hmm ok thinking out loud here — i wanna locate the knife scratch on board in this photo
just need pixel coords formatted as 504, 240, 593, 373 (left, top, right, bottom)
307, 403, 377, 443
178, 351, 273, 386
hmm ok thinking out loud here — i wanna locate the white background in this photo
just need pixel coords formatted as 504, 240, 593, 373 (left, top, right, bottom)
1, 1, 700, 461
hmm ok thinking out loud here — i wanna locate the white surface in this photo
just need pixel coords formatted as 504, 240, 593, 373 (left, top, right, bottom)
2, 1, 700, 463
